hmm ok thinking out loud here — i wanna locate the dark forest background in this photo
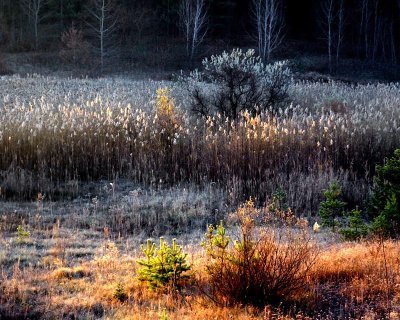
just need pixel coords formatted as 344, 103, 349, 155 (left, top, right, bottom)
0, 0, 399, 79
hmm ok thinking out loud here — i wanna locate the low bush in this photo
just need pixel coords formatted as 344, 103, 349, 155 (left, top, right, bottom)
181, 49, 291, 119
202, 200, 318, 307
52, 266, 90, 280
16, 225, 30, 243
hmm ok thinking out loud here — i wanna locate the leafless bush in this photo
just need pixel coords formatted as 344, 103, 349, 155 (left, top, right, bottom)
202, 200, 318, 307
59, 26, 90, 65
181, 49, 291, 119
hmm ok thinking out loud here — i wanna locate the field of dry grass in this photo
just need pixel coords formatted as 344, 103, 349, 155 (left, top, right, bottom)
1, 193, 400, 319
1, 74, 400, 319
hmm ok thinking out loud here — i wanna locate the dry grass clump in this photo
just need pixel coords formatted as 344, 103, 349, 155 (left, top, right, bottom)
51, 266, 91, 280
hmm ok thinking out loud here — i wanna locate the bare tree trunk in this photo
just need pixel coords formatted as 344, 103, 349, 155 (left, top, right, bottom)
323, 0, 334, 72
253, 0, 284, 62
328, 3, 332, 72
86, 0, 118, 73
358, 0, 365, 58
60, 0, 64, 30
179, 0, 208, 63
100, 0, 104, 70
336, 0, 344, 66
34, 0, 39, 50
21, 0, 47, 50
372, 0, 379, 62
362, 0, 370, 60
180, 0, 192, 58
390, 20, 396, 65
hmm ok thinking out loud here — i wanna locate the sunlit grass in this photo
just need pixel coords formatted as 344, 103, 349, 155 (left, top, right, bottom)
1, 76, 399, 213
1, 222, 400, 319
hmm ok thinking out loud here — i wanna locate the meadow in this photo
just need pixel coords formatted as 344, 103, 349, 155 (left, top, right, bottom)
1, 73, 400, 319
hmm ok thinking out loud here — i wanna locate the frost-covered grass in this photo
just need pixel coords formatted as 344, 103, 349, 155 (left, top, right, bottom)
0, 74, 171, 109
0, 75, 399, 214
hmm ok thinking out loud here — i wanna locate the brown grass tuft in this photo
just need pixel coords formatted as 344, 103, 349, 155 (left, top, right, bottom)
51, 266, 91, 280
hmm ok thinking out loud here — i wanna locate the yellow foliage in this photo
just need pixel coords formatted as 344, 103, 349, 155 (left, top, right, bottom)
156, 88, 175, 117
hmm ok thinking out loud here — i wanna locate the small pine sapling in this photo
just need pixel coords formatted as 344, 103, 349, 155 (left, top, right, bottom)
372, 194, 400, 237
340, 207, 369, 241
270, 188, 289, 212
137, 237, 192, 291
113, 283, 128, 302
17, 225, 30, 243
318, 182, 346, 231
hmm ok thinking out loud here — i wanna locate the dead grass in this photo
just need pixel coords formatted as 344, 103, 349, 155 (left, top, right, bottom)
1, 77, 399, 214
1, 187, 399, 318
308, 241, 400, 318
1, 208, 400, 319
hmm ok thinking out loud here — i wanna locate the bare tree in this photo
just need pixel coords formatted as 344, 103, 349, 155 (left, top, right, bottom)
372, 0, 380, 62
358, 0, 371, 60
390, 19, 396, 65
20, 0, 48, 50
86, 0, 119, 72
252, 0, 285, 62
131, 7, 152, 43
179, 0, 208, 62
320, 0, 335, 72
320, 0, 345, 72
357, 0, 399, 64
336, 0, 344, 66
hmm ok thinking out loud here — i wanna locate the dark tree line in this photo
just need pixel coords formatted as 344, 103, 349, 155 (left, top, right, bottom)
0, 0, 399, 69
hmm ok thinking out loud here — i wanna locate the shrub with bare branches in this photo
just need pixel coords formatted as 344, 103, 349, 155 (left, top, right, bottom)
202, 200, 318, 307
59, 26, 90, 65
181, 49, 291, 119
